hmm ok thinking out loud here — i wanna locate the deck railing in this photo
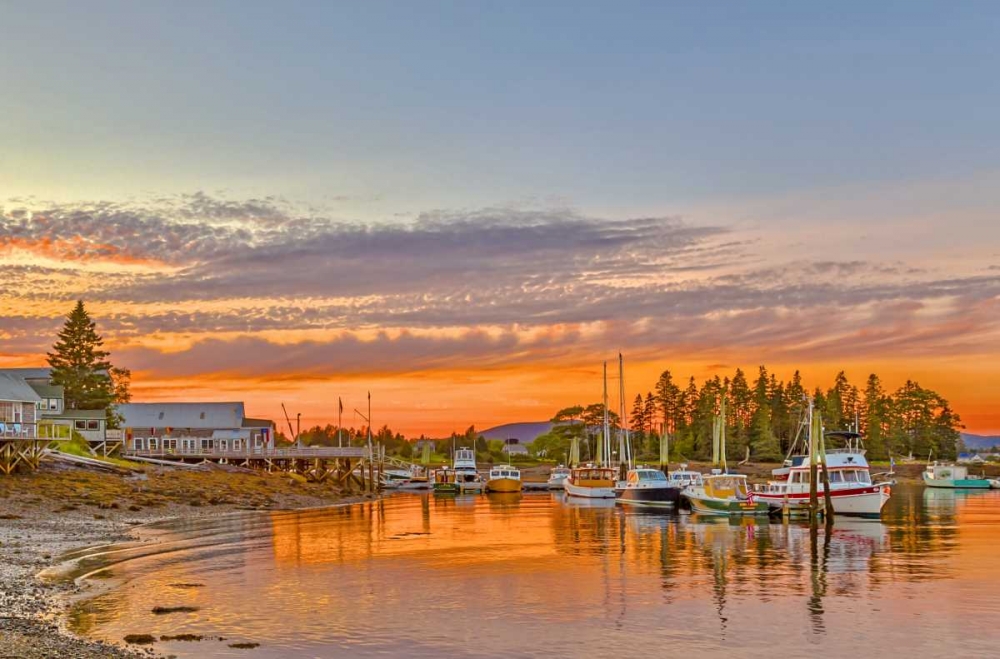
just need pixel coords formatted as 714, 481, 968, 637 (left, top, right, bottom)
0, 422, 71, 441
125, 446, 368, 459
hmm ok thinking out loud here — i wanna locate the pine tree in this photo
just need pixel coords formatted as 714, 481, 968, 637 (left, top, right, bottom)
749, 366, 781, 460
47, 301, 115, 412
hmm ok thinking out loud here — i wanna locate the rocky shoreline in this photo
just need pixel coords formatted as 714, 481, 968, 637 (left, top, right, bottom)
0, 463, 371, 658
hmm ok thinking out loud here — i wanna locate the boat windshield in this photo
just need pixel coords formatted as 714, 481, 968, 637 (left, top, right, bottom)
630, 470, 667, 482
573, 468, 615, 480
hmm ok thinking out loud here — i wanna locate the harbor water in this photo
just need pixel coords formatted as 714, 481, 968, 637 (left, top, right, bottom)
67, 485, 1000, 657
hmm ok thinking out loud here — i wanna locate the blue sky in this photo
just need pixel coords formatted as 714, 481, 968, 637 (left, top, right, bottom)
3, 1, 998, 214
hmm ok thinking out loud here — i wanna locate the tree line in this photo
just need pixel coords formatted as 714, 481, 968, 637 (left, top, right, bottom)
533, 366, 964, 464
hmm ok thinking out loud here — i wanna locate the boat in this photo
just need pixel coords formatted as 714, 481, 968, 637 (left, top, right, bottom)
616, 467, 682, 508
381, 465, 432, 490
433, 447, 485, 493
547, 466, 571, 490
922, 463, 999, 489
753, 430, 892, 519
564, 465, 618, 499
432, 466, 460, 494
668, 464, 704, 489
566, 361, 618, 500
486, 464, 522, 493
683, 472, 770, 516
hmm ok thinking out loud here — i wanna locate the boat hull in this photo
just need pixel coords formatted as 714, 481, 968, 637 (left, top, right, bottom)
616, 486, 681, 508
683, 491, 770, 516
546, 478, 567, 490
922, 474, 991, 489
564, 480, 616, 499
486, 478, 521, 493
755, 485, 891, 518
433, 483, 460, 494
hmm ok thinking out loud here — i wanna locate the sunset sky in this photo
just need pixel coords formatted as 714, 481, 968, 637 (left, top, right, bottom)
2, 2, 998, 435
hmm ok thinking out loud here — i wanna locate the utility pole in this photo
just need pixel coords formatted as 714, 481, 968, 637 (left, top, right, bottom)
296, 413, 301, 448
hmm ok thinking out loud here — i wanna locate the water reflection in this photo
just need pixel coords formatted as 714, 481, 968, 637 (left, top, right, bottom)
65, 485, 1000, 658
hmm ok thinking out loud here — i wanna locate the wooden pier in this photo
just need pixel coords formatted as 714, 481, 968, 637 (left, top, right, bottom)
0, 423, 70, 475
124, 445, 384, 492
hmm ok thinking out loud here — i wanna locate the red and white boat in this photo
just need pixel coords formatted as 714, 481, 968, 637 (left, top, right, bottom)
754, 431, 892, 519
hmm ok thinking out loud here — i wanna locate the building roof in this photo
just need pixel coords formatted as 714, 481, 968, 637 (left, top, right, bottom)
28, 382, 63, 398
0, 367, 53, 380
54, 409, 107, 420
242, 417, 275, 428
0, 372, 42, 403
118, 402, 246, 429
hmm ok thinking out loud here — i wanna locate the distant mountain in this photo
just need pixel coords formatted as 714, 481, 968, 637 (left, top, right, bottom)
961, 433, 1000, 450
479, 421, 553, 445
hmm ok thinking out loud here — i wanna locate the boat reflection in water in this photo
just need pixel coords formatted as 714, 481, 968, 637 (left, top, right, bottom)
64, 485, 1000, 659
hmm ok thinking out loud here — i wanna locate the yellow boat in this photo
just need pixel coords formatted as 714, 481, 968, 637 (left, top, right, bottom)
486, 465, 522, 493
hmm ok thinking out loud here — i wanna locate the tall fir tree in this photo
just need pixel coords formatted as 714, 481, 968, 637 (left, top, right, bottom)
47, 301, 116, 413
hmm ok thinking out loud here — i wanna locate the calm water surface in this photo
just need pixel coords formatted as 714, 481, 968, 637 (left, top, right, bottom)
67, 485, 1000, 658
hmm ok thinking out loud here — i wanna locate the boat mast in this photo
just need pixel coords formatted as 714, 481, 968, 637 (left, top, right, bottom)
602, 361, 610, 468
618, 353, 632, 470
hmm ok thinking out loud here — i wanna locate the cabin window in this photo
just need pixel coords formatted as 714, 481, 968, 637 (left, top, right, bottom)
858, 471, 871, 484
75, 420, 87, 430
87, 420, 100, 430
844, 470, 859, 483
829, 471, 843, 483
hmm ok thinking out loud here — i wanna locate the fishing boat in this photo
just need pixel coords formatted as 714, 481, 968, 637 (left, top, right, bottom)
922, 463, 999, 489
566, 361, 619, 500
668, 464, 704, 489
547, 466, 571, 489
754, 431, 893, 518
433, 447, 485, 493
564, 465, 618, 499
616, 467, 682, 508
486, 464, 522, 493
683, 472, 770, 516
432, 466, 460, 494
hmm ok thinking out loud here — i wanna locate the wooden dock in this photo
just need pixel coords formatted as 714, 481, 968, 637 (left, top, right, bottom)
124, 445, 383, 492
0, 423, 70, 475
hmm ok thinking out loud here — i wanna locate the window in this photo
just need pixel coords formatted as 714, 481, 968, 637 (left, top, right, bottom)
134, 438, 145, 450
858, 471, 871, 484
87, 420, 100, 430
200, 412, 205, 420
158, 411, 164, 420
829, 471, 843, 483
844, 470, 859, 483
148, 438, 158, 450
75, 420, 87, 430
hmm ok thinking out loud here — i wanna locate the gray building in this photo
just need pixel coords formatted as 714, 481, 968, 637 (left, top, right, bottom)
118, 402, 275, 454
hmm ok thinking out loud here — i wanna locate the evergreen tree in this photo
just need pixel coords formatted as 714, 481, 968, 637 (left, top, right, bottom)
862, 374, 890, 459
47, 301, 117, 413
749, 366, 781, 460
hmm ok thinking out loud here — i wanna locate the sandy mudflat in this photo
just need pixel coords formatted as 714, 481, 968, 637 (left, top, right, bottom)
0, 463, 370, 658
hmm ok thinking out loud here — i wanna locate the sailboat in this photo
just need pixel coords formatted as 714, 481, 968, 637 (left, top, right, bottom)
681, 394, 769, 516
564, 361, 617, 499
615, 354, 682, 509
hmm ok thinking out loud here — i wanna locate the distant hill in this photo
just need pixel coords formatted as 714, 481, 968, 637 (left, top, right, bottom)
480, 421, 553, 445
962, 433, 1000, 450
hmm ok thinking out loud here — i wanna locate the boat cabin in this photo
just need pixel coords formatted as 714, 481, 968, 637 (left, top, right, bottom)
454, 447, 477, 470
924, 463, 972, 482
489, 465, 521, 481
570, 466, 616, 486
669, 470, 704, 488
626, 469, 669, 487
702, 474, 753, 500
